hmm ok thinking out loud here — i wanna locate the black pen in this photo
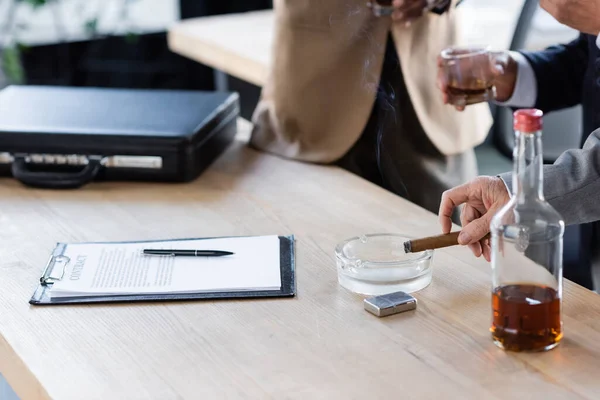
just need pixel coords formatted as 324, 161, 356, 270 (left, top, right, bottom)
142, 249, 234, 257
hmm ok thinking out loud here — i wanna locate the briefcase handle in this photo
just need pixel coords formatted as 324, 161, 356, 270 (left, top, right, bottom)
11, 156, 102, 189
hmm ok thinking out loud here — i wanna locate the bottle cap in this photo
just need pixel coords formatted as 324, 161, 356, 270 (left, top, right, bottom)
513, 109, 543, 133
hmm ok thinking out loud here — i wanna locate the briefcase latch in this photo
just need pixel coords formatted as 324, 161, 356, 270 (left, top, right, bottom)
101, 155, 162, 169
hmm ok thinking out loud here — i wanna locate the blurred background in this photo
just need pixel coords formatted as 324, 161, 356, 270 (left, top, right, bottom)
0, 0, 577, 112
0, 0, 270, 95
0, 0, 581, 166
0, 0, 579, 130
0, 1, 591, 398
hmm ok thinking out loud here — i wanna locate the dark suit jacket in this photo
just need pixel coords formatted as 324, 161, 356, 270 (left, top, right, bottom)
519, 33, 599, 146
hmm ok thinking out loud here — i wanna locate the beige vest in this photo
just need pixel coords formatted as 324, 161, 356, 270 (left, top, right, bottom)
250, 0, 492, 163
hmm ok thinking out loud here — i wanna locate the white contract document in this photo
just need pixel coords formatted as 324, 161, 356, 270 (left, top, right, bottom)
47, 235, 282, 298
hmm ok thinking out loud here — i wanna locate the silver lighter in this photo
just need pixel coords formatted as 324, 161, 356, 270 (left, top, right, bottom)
364, 291, 417, 317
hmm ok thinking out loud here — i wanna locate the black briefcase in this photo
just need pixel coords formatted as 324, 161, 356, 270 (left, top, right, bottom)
0, 85, 240, 189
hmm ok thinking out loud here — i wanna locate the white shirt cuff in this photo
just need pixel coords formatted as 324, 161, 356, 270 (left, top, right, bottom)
494, 51, 537, 108
596, 32, 600, 49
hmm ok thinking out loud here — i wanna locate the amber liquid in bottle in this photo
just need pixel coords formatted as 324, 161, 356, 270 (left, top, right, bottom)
491, 284, 562, 351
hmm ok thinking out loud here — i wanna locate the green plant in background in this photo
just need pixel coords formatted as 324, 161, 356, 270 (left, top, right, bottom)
23, 0, 46, 6
1, 0, 50, 83
2, 44, 25, 84
0, 0, 139, 85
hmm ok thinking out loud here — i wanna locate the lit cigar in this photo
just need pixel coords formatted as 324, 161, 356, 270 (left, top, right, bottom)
403, 231, 491, 253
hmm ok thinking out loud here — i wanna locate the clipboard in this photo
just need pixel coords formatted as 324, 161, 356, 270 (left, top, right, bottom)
29, 235, 296, 306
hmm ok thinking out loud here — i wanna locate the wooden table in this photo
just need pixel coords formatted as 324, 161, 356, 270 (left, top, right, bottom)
168, 10, 273, 89
1, 119, 600, 399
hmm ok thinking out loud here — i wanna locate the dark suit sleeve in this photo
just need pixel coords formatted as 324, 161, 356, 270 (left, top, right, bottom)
518, 34, 589, 112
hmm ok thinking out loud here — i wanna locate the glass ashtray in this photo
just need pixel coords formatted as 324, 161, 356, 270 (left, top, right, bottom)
335, 234, 434, 295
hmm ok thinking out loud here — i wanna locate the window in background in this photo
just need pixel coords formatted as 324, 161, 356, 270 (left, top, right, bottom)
456, 0, 577, 50
0, 0, 179, 47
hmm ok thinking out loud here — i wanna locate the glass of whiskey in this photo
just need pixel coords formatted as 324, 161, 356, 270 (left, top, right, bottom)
439, 46, 509, 107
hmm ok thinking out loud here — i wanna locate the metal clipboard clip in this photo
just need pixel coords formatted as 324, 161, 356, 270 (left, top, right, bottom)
40, 254, 71, 286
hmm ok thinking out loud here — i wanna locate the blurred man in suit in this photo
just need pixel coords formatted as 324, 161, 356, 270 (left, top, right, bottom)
250, 0, 491, 218
437, 0, 600, 289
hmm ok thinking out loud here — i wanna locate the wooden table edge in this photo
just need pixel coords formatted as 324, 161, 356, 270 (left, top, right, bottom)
167, 23, 268, 87
0, 335, 51, 400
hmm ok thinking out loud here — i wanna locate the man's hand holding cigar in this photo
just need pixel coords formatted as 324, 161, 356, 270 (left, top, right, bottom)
437, 176, 511, 262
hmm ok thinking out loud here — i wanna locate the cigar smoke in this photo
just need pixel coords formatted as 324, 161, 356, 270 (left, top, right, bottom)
348, 3, 410, 200
329, 3, 410, 200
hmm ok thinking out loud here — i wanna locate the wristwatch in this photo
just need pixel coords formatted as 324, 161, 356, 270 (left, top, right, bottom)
366, 0, 394, 17
427, 0, 451, 14
366, 0, 453, 17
